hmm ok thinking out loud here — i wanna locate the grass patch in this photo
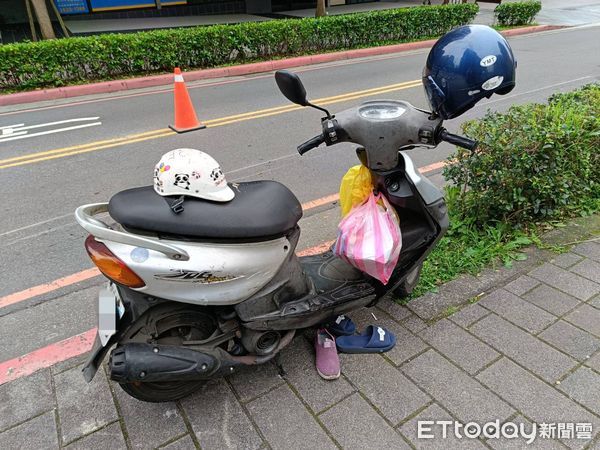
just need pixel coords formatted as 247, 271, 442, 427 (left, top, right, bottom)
411, 209, 534, 299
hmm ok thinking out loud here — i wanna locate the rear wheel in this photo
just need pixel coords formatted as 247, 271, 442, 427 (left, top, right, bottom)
393, 264, 423, 299
116, 307, 218, 403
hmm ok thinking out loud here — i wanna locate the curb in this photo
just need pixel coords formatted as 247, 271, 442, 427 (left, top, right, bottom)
0, 25, 564, 107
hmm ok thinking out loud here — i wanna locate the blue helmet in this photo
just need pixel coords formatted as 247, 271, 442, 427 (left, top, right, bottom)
423, 25, 516, 120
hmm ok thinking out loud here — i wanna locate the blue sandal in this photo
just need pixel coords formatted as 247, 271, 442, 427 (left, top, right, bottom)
326, 315, 356, 337
336, 325, 396, 354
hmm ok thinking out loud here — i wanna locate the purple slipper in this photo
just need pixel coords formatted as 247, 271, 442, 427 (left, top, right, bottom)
315, 328, 341, 380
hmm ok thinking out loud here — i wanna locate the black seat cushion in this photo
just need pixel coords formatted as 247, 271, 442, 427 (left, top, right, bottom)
108, 181, 303, 240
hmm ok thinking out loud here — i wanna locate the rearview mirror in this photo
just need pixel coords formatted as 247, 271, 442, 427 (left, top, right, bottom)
275, 70, 308, 106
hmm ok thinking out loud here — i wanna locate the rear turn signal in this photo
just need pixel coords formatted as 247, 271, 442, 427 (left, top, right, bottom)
85, 235, 145, 288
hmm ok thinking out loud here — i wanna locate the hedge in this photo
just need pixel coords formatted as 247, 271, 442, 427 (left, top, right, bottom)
444, 83, 600, 228
0, 3, 478, 92
495, 1, 541, 26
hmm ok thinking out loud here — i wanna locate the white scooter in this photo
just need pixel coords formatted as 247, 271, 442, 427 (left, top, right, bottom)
75, 70, 476, 402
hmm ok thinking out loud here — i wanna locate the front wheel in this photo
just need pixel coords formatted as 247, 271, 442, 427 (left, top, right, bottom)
393, 264, 423, 298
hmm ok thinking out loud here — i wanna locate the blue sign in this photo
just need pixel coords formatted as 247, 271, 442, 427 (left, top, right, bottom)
54, 0, 89, 14
90, 0, 185, 12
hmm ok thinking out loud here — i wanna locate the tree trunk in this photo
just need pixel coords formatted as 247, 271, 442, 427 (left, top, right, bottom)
315, 0, 326, 17
30, 0, 56, 39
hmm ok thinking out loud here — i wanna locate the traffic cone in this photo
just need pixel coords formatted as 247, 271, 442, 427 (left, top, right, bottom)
169, 67, 206, 133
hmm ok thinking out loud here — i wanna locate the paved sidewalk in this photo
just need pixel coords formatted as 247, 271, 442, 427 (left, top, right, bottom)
1, 229, 599, 448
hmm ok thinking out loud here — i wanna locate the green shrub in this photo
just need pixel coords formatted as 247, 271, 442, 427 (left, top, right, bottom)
494, 1, 541, 26
444, 84, 600, 228
0, 4, 478, 92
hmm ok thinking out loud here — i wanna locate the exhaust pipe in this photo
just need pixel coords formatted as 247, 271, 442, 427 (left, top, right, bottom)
109, 330, 295, 383
109, 343, 234, 383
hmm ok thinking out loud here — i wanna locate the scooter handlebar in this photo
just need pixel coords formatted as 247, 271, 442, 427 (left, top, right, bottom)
438, 129, 478, 151
297, 134, 326, 155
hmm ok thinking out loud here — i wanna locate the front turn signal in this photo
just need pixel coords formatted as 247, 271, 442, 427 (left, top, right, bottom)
84, 235, 145, 288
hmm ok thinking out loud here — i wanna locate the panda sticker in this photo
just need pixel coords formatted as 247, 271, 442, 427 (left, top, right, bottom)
173, 173, 190, 190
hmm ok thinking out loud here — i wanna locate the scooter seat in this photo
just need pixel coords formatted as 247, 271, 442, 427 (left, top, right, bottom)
108, 181, 303, 240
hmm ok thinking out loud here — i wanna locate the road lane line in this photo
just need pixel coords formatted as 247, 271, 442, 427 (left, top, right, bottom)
0, 80, 422, 170
0, 131, 175, 169
0, 328, 97, 385
3, 117, 100, 132
0, 268, 101, 310
0, 122, 102, 144
0, 128, 170, 163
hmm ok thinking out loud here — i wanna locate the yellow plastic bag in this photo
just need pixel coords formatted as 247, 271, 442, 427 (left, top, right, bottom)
339, 164, 372, 217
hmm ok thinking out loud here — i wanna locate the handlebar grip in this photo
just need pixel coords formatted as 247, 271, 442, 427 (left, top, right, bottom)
439, 129, 478, 151
297, 134, 325, 155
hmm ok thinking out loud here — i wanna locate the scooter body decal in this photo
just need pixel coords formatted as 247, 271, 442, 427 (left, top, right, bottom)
153, 269, 241, 284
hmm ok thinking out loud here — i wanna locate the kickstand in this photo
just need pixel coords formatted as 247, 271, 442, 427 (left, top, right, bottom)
274, 353, 286, 377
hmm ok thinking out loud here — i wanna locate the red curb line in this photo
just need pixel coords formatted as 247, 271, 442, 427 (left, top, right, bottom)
0, 25, 563, 107
0, 328, 97, 385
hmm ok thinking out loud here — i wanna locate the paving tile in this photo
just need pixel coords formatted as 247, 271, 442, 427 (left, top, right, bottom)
590, 295, 600, 310
572, 242, 600, 262
477, 358, 600, 449
114, 383, 186, 449
160, 434, 196, 450
228, 361, 284, 403
181, 378, 262, 450
402, 350, 514, 424
320, 393, 410, 449
529, 263, 600, 301
0, 410, 58, 450
51, 354, 89, 376
570, 258, 600, 283
550, 252, 583, 269
486, 415, 563, 450
538, 320, 600, 361
471, 314, 576, 383
478, 288, 556, 334
399, 403, 487, 449
64, 422, 126, 450
419, 319, 499, 374
401, 313, 429, 334
522, 284, 581, 316
246, 384, 336, 450
408, 274, 482, 321
0, 369, 54, 431
341, 353, 430, 425
585, 352, 600, 372
449, 303, 490, 328
54, 365, 118, 445
565, 303, 600, 337
504, 275, 540, 296
558, 367, 600, 416
279, 336, 354, 413
377, 296, 412, 321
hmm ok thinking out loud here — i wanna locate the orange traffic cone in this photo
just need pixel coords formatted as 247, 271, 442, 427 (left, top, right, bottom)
169, 67, 206, 133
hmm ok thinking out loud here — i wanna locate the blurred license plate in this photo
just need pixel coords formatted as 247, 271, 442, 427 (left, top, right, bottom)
98, 283, 124, 346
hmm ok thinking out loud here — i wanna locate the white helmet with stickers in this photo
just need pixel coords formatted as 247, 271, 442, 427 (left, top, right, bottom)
153, 148, 235, 202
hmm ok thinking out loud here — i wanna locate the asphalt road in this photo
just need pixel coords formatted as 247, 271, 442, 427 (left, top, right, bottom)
0, 25, 599, 362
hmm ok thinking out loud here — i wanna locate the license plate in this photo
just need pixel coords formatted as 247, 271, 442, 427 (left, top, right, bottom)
98, 283, 124, 347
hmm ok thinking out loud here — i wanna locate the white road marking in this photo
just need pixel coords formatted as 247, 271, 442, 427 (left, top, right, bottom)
0, 117, 102, 143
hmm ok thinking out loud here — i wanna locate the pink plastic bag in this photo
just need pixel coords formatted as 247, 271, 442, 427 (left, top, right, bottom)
333, 192, 402, 285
